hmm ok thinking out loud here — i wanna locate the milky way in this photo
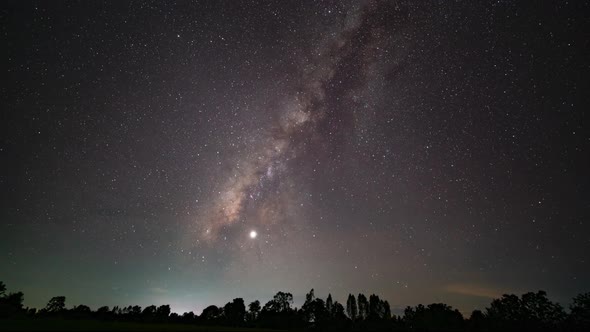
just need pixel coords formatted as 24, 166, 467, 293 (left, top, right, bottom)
193, 1, 394, 247
3, 0, 588, 315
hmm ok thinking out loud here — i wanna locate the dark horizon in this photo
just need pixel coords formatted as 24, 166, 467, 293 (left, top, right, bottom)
0, 280, 584, 317
2, 280, 589, 331
1, 0, 588, 327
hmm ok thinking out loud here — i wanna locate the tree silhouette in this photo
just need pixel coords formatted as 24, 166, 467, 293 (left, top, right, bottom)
569, 292, 590, 330
486, 291, 564, 330
326, 293, 333, 315
322, 299, 350, 330
141, 305, 156, 317
305, 289, 315, 305
110, 305, 120, 315
45, 296, 66, 313
358, 293, 368, 320
95, 305, 110, 319
201, 305, 222, 321
130, 305, 142, 317
182, 311, 195, 322
311, 298, 328, 323
262, 291, 293, 313
223, 298, 246, 325
368, 294, 391, 320
346, 293, 358, 320
156, 304, 171, 318
96, 306, 109, 314
259, 291, 298, 329
247, 300, 261, 321
69, 304, 91, 319
404, 303, 463, 331
521, 290, 565, 325
301, 289, 327, 324
72, 305, 91, 313
383, 300, 391, 319
5, 292, 24, 310
333, 301, 346, 318
0, 284, 24, 318
468, 309, 485, 331
2, 280, 588, 332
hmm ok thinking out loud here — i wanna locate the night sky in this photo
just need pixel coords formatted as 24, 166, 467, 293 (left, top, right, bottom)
1, 0, 589, 315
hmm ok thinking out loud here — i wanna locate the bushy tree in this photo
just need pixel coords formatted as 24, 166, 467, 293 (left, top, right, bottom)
69, 304, 91, 319
368, 294, 390, 320
130, 305, 142, 316
262, 291, 293, 313
223, 298, 246, 325
333, 301, 347, 319
301, 289, 327, 323
156, 304, 171, 318
96, 305, 110, 319
404, 303, 463, 330
111, 305, 121, 315
182, 311, 195, 322
45, 296, 66, 313
486, 291, 564, 331
96, 306, 110, 314
0, 287, 24, 317
142, 305, 157, 317
247, 300, 261, 321
569, 292, 590, 329
4, 292, 24, 310
201, 305, 222, 321
521, 291, 565, 325
259, 291, 298, 329
468, 309, 485, 330
71, 304, 91, 313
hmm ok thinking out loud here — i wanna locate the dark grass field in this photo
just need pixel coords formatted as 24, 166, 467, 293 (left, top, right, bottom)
0, 318, 283, 331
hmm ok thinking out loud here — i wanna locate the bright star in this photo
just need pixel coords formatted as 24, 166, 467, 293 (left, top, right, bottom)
249, 230, 257, 239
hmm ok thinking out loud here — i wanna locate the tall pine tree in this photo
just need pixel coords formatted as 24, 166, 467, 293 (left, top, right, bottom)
358, 294, 368, 320
346, 294, 358, 320
326, 294, 333, 316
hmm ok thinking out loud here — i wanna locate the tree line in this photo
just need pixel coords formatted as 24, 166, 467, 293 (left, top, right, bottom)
1, 281, 589, 331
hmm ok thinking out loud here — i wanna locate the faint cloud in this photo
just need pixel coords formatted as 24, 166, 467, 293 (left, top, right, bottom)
444, 283, 508, 299
149, 287, 168, 294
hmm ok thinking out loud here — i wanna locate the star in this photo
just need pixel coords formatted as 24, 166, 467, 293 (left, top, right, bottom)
2, 0, 585, 317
